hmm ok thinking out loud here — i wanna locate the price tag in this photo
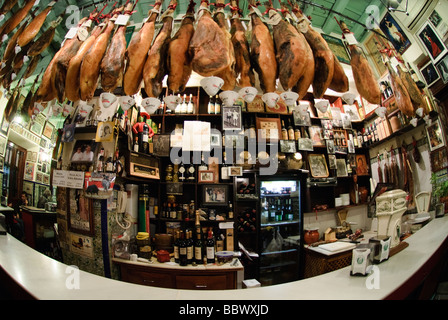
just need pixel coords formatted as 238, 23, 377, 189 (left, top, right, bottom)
115, 14, 130, 26
77, 27, 89, 41
344, 32, 358, 45
266, 11, 281, 26
65, 27, 78, 39
296, 18, 310, 33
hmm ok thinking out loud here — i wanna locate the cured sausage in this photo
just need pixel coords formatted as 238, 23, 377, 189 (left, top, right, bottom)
143, 0, 176, 98
123, 2, 161, 96
167, 0, 195, 94
248, 0, 277, 93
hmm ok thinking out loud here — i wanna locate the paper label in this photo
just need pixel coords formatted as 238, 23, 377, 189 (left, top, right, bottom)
115, 14, 130, 26
296, 18, 310, 33
266, 11, 282, 26
65, 27, 78, 39
344, 32, 358, 45
77, 27, 89, 41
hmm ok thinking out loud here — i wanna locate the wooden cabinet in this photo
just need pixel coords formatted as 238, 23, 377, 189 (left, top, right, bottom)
114, 258, 243, 290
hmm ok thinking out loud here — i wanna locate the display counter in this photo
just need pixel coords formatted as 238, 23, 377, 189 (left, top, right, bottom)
1, 216, 447, 300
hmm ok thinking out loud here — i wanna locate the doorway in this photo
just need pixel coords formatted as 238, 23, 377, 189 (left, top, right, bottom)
2, 142, 27, 206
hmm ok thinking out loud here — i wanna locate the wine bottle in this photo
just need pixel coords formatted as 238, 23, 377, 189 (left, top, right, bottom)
180, 94, 188, 114
248, 117, 256, 140
141, 121, 150, 154
214, 95, 221, 114
206, 228, 215, 264
207, 96, 215, 114
187, 94, 194, 114
221, 152, 230, 181
228, 202, 234, 219
179, 231, 187, 266
287, 118, 294, 141
187, 230, 193, 264
194, 213, 203, 264
199, 153, 208, 172
175, 94, 182, 114
174, 231, 180, 263
281, 120, 288, 140
133, 137, 139, 152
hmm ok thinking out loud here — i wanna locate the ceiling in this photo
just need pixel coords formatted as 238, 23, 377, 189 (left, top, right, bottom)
1, 0, 389, 86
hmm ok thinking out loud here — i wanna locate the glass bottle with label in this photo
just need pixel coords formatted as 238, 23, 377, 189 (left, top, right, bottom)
281, 120, 288, 140
180, 94, 188, 114
187, 94, 194, 114
221, 152, 230, 181
174, 231, 180, 263
214, 95, 221, 114
207, 96, 215, 114
187, 230, 193, 264
287, 118, 294, 140
179, 231, 187, 266
206, 228, 215, 264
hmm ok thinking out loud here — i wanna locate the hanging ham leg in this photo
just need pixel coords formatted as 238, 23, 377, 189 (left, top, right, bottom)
329, 53, 349, 92
65, 25, 103, 102
397, 63, 424, 113
0, 0, 19, 16
229, 0, 255, 88
338, 21, 381, 105
248, 1, 277, 93
167, 0, 195, 94
213, 0, 236, 91
80, 7, 123, 101
379, 48, 414, 117
143, 0, 176, 98
0, 0, 35, 38
289, 2, 333, 98
123, 2, 162, 96
17, 4, 54, 47
189, 0, 234, 77
101, 2, 135, 93
35, 17, 90, 102
27, 15, 63, 57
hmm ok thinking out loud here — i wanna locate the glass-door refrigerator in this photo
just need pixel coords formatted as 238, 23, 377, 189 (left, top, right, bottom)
258, 172, 305, 286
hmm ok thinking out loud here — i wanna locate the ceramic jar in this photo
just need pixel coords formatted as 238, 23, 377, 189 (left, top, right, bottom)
304, 228, 319, 245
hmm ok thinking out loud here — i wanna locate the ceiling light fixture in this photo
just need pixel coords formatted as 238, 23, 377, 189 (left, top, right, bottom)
380, 0, 409, 15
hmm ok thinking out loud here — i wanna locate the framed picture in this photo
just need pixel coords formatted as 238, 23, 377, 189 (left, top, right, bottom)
308, 153, 329, 178
328, 154, 337, 170
308, 126, 325, 147
153, 134, 170, 157
0, 157, 3, 171
417, 22, 447, 63
202, 184, 228, 206
379, 13, 412, 55
95, 121, 114, 142
420, 61, 440, 87
246, 95, 265, 113
364, 33, 388, 77
435, 54, 448, 83
426, 119, 446, 152
298, 138, 313, 151
67, 188, 94, 236
24, 161, 35, 180
356, 154, 369, 176
210, 132, 222, 148
0, 117, 9, 136
336, 159, 348, 177
265, 94, 288, 114
280, 140, 297, 153
293, 110, 312, 126
321, 33, 350, 64
429, 10, 442, 28
30, 112, 46, 136
199, 170, 215, 183
326, 139, 335, 154
0, 134, 6, 156
222, 106, 242, 131
42, 121, 55, 140
70, 140, 98, 171
228, 166, 243, 176
256, 117, 281, 142
430, 148, 448, 172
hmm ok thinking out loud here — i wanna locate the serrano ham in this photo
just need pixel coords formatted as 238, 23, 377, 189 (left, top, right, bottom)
17, 4, 53, 47
65, 25, 103, 102
27, 14, 63, 57
213, 0, 236, 91
35, 17, 90, 102
0, 0, 19, 15
229, 0, 254, 88
338, 21, 381, 105
167, 0, 195, 94
248, 0, 277, 93
189, 0, 233, 77
329, 53, 349, 92
397, 63, 424, 113
265, 1, 312, 93
0, 0, 35, 38
289, 3, 333, 98
100, 2, 135, 93
80, 7, 123, 101
143, 0, 176, 98
123, 2, 161, 96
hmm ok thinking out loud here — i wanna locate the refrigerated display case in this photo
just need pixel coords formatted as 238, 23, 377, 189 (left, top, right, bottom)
258, 173, 306, 286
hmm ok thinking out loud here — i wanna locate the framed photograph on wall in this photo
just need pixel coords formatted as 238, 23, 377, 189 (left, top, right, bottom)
0, 117, 9, 136
198, 170, 215, 184
426, 119, 446, 152
153, 134, 170, 157
420, 61, 440, 87
321, 33, 350, 64
435, 54, 448, 83
336, 158, 348, 177
0, 134, 6, 156
379, 13, 412, 55
256, 117, 281, 142
308, 154, 329, 178
222, 106, 242, 131
202, 184, 228, 206
42, 121, 55, 140
67, 188, 94, 236
417, 22, 447, 63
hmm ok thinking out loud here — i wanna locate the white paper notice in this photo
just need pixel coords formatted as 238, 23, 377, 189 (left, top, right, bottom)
66, 171, 85, 189
182, 121, 211, 151
52, 170, 67, 187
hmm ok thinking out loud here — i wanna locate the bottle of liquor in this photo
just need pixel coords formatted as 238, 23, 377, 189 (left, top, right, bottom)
194, 229, 203, 265
214, 95, 221, 114
178, 162, 186, 182
294, 126, 301, 141
334, 131, 341, 146
141, 121, 150, 154
180, 94, 188, 114
221, 152, 230, 181
179, 231, 188, 266
199, 153, 208, 172
287, 119, 294, 141
206, 228, 215, 264
357, 130, 363, 148
228, 202, 234, 220
170, 202, 178, 219
133, 137, 139, 152
207, 96, 215, 114
362, 128, 368, 147
248, 117, 257, 140
281, 120, 288, 140
175, 94, 182, 114
340, 132, 347, 147
187, 94, 194, 114
174, 231, 180, 263
187, 230, 194, 264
